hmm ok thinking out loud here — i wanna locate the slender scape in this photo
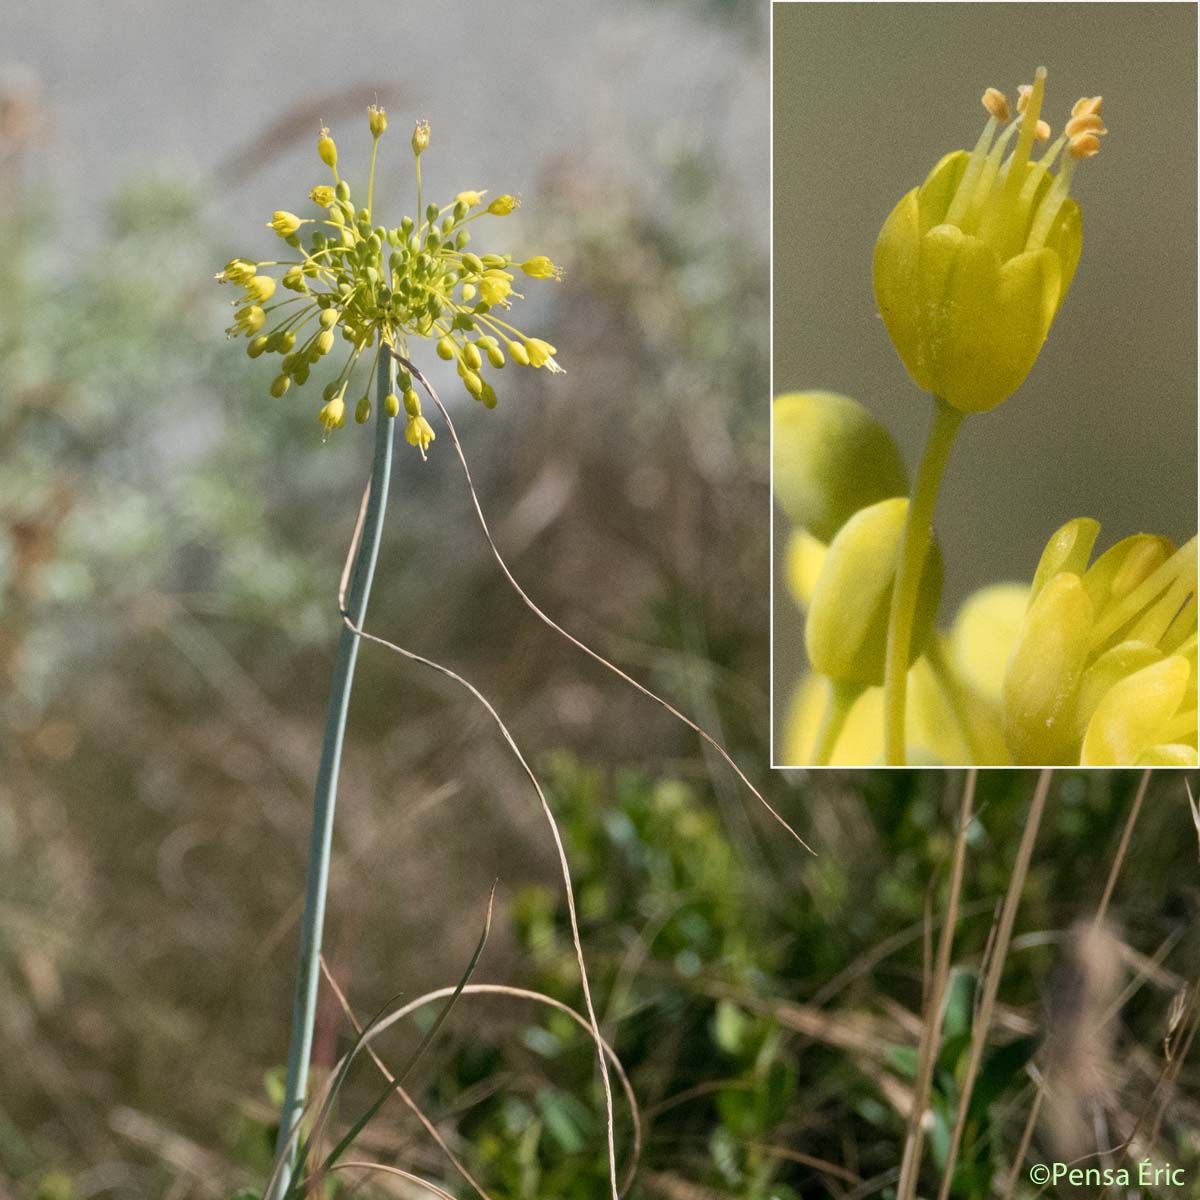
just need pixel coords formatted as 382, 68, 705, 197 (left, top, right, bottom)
269, 351, 397, 1199
882, 396, 963, 764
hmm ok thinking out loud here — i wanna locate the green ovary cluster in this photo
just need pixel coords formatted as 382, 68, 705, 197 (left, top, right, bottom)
218, 110, 563, 451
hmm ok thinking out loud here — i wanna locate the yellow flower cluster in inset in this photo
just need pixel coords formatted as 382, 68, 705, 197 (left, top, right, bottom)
1003, 519, 1197, 765
217, 110, 565, 448
874, 70, 1107, 413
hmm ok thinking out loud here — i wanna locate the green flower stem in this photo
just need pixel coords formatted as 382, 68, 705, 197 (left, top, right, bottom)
268, 351, 396, 1199
810, 678, 864, 766
883, 396, 964, 765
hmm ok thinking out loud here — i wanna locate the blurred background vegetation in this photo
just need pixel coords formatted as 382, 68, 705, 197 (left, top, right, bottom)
2, 3, 1198, 1198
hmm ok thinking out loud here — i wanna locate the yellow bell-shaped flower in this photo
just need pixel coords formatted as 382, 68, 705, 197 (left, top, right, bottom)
874, 72, 1106, 413
1002, 517, 1197, 765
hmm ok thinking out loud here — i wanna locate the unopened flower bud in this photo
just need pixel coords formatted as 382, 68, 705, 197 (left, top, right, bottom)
318, 128, 338, 171
773, 392, 908, 542
487, 194, 520, 216
805, 497, 943, 686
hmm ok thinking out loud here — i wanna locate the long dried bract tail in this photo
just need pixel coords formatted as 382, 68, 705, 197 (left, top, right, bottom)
388, 348, 813, 856
335, 482, 624, 1200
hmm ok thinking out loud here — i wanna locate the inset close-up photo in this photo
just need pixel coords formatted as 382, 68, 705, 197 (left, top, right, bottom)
771, 2, 1198, 768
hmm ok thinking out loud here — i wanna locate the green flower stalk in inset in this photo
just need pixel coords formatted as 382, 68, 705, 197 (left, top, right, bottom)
871, 70, 1107, 763
218, 109, 564, 1199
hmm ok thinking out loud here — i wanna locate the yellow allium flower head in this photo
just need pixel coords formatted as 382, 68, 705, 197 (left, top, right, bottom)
874, 69, 1108, 413
1003, 518, 1197, 765
218, 116, 564, 446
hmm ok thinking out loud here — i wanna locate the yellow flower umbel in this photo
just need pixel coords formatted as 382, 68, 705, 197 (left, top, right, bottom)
217, 109, 565, 449
1003, 518, 1197, 765
874, 71, 1106, 414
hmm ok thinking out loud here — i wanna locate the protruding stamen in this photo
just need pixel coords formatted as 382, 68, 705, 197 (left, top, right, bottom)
1016, 84, 1032, 113
1065, 113, 1107, 138
1069, 133, 1101, 159
982, 87, 1011, 121
944, 113, 1001, 227
1071, 96, 1103, 118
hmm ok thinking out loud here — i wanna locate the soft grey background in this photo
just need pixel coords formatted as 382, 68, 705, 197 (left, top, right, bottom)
4, 0, 767, 247
772, 1, 1198, 751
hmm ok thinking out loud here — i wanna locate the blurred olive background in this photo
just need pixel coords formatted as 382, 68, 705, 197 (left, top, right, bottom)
772, 2, 1198, 745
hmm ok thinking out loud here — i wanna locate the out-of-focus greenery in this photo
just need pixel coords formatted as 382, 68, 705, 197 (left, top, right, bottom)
2, 105, 1197, 1200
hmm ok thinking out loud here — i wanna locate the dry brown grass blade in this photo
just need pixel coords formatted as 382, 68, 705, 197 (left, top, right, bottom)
935, 769, 1051, 1200
1094, 769, 1150, 928
392, 349, 813, 856
1003, 769, 1151, 1195
319, 957, 495, 1200
357, 982, 643, 1196
329, 1160, 458, 1199
896, 769, 975, 1200
334, 464, 621, 1200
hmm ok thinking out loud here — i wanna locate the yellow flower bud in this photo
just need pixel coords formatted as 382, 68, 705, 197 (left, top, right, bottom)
506, 339, 530, 366
319, 308, 339, 329
247, 335, 268, 358
318, 128, 338, 171
772, 392, 908, 541
1003, 519, 1197, 764
436, 336, 456, 360
1080, 656, 1190, 766
873, 69, 1103, 413
405, 413, 436, 453
309, 185, 335, 208
487, 194, 520, 216
368, 104, 387, 138
243, 275, 276, 304
411, 119, 430, 156
478, 270, 513, 307
806, 497, 943, 686
318, 395, 346, 432
270, 374, 291, 398
524, 337, 562, 372
463, 343, 482, 370
218, 258, 256, 285
282, 265, 307, 292
783, 529, 827, 609
267, 211, 302, 237
521, 256, 562, 280
355, 395, 372, 424
315, 329, 335, 355
948, 583, 1028, 706
384, 392, 401, 418
462, 369, 484, 399
231, 304, 266, 335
